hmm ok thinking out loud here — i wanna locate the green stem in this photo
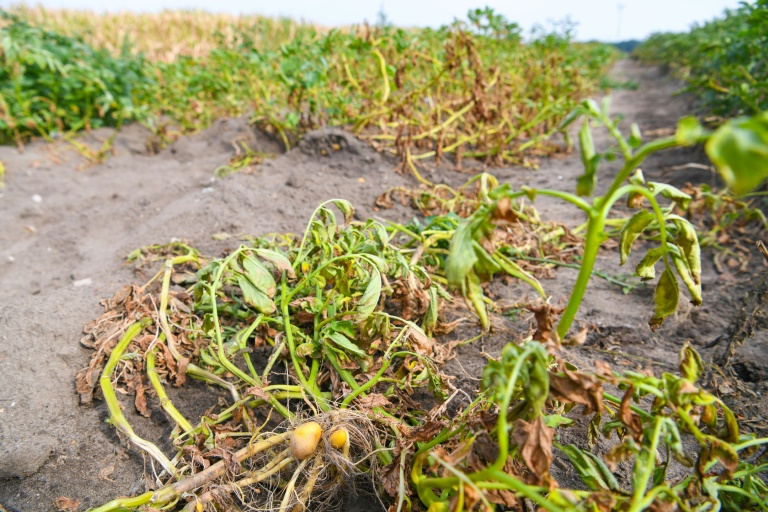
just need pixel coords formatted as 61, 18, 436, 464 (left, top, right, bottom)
100, 319, 177, 475
556, 211, 604, 340
146, 344, 194, 433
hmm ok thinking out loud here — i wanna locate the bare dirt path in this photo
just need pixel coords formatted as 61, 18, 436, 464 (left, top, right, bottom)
1, 59, 766, 511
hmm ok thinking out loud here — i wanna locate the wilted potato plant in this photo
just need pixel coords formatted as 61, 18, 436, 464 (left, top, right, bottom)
81, 200, 457, 511
82, 158, 768, 512
448, 99, 768, 339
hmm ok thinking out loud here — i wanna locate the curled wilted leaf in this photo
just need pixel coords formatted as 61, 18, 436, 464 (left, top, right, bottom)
670, 250, 702, 306
253, 248, 296, 279
679, 342, 703, 383
242, 255, 277, 297
649, 268, 679, 331
636, 246, 665, 281
648, 182, 692, 210
670, 215, 701, 286
627, 169, 646, 208
357, 267, 381, 321
237, 275, 276, 314
422, 286, 438, 336
699, 440, 739, 481
526, 302, 564, 342
325, 331, 366, 358
512, 416, 554, 485
494, 253, 545, 298
619, 385, 643, 442
620, 210, 655, 265
331, 199, 355, 223
560, 443, 620, 492
466, 272, 489, 330
676, 116, 706, 146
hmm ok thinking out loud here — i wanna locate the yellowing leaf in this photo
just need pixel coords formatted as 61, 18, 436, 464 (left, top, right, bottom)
242, 255, 276, 297
357, 267, 381, 321
237, 275, 275, 314
649, 268, 679, 331
254, 248, 295, 279
331, 199, 355, 223
636, 246, 665, 281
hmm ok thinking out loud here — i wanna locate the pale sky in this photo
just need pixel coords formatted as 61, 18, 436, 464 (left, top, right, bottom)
2, 1, 745, 41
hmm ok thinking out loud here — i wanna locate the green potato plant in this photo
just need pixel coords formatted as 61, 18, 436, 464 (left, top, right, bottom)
635, 0, 768, 116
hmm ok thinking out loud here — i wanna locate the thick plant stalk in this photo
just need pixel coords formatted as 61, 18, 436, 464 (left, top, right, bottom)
146, 344, 194, 433
100, 319, 177, 475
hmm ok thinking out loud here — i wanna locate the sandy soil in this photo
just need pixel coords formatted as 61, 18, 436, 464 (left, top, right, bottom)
1, 60, 766, 511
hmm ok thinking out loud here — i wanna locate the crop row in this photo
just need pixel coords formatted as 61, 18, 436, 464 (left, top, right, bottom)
1, 7, 614, 168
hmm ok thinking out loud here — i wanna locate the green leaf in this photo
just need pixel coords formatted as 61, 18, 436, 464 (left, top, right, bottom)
648, 182, 692, 210
676, 116, 705, 145
242, 255, 277, 297
357, 267, 381, 321
629, 123, 642, 148
544, 414, 573, 428
472, 241, 501, 280
557, 105, 584, 131
254, 249, 296, 279
446, 219, 479, 289
636, 246, 665, 281
237, 275, 276, 314
559, 444, 620, 492
706, 112, 768, 195
649, 267, 679, 331
619, 210, 655, 265
576, 118, 599, 196
494, 252, 545, 298
325, 331, 366, 358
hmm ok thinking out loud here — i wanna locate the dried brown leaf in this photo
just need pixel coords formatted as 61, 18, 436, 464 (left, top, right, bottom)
512, 416, 554, 485
549, 368, 605, 415
53, 496, 80, 512
406, 420, 447, 444
355, 393, 393, 412
526, 303, 564, 342
620, 385, 643, 442
491, 196, 518, 225
133, 378, 150, 417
